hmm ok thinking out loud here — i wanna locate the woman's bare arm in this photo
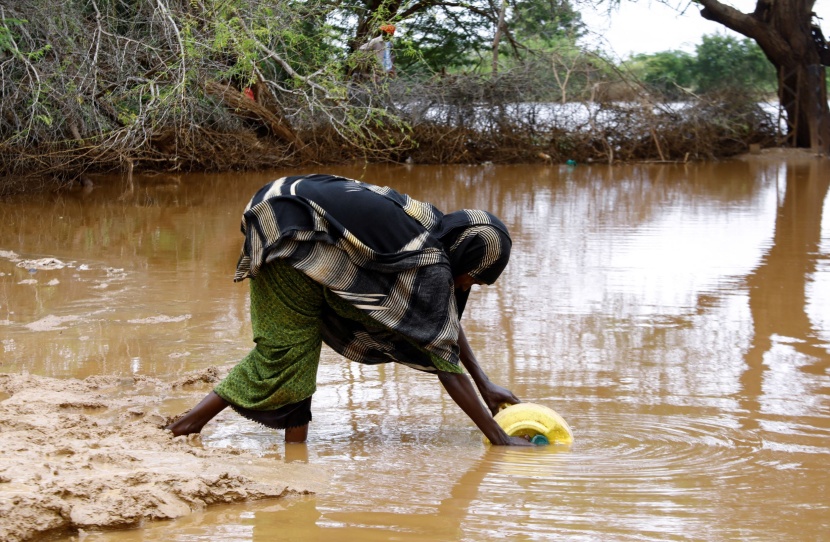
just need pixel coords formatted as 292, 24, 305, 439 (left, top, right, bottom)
457, 325, 521, 415
437, 371, 531, 446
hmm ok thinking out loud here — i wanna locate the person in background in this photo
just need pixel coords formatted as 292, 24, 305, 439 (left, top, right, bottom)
166, 174, 532, 447
358, 24, 396, 77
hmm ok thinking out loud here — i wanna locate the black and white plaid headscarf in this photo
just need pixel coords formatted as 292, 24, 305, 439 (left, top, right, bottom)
234, 174, 511, 372
436, 210, 511, 283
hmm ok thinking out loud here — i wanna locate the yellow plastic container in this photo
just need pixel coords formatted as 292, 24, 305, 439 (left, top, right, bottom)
484, 402, 573, 445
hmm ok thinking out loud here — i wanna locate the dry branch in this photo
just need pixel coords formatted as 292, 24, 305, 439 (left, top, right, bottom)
203, 80, 306, 152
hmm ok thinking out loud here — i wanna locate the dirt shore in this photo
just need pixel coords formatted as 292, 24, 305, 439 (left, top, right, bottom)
0, 370, 326, 542
735, 146, 828, 163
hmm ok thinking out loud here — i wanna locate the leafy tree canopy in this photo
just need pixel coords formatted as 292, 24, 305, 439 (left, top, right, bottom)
694, 34, 776, 93
509, 0, 585, 46
324, 0, 585, 73
626, 34, 777, 98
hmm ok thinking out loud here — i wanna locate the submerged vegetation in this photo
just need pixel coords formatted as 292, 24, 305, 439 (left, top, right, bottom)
0, 0, 782, 194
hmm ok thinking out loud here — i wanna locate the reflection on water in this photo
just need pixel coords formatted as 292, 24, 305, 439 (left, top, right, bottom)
2, 157, 829, 541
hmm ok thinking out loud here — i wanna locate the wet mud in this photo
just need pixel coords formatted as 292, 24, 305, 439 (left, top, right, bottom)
0, 370, 326, 542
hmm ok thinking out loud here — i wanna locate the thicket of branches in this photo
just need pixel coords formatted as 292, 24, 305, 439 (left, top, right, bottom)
0, 0, 778, 195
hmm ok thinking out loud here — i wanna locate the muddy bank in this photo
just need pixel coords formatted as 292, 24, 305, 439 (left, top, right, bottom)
735, 145, 827, 163
0, 371, 326, 542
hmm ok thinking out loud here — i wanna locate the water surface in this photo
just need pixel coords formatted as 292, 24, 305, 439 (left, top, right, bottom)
1, 157, 828, 541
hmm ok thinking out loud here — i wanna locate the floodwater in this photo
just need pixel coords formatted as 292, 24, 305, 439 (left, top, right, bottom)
2, 156, 829, 541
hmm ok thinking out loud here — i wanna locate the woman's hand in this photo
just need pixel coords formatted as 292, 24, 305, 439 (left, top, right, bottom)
480, 381, 520, 416
498, 435, 535, 447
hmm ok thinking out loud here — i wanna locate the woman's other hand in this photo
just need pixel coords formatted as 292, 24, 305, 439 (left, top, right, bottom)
504, 435, 535, 446
481, 381, 520, 415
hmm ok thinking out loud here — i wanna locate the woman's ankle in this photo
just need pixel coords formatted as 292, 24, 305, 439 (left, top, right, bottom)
285, 424, 309, 443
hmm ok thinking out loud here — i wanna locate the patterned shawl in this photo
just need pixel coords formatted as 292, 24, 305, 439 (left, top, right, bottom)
234, 173, 511, 371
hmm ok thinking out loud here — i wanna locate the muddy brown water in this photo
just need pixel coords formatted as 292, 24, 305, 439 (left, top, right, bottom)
1, 156, 829, 541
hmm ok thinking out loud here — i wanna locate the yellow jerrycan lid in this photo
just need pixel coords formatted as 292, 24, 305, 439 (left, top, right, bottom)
484, 402, 573, 445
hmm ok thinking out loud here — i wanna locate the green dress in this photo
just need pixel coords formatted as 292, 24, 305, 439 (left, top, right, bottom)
214, 260, 460, 420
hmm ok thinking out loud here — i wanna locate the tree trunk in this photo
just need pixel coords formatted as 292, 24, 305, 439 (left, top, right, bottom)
698, 0, 830, 152
778, 63, 828, 149
492, 0, 508, 73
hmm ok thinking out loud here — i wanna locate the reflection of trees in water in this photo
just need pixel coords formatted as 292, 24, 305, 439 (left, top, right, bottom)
741, 158, 830, 428
453, 162, 778, 392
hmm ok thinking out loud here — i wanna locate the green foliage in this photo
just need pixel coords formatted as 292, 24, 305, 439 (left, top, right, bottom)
694, 34, 776, 93
625, 34, 777, 98
336, 0, 585, 74
0, 16, 51, 60
628, 50, 696, 98
384, 8, 493, 73
509, 0, 585, 46
0, 17, 26, 54
179, 0, 343, 87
